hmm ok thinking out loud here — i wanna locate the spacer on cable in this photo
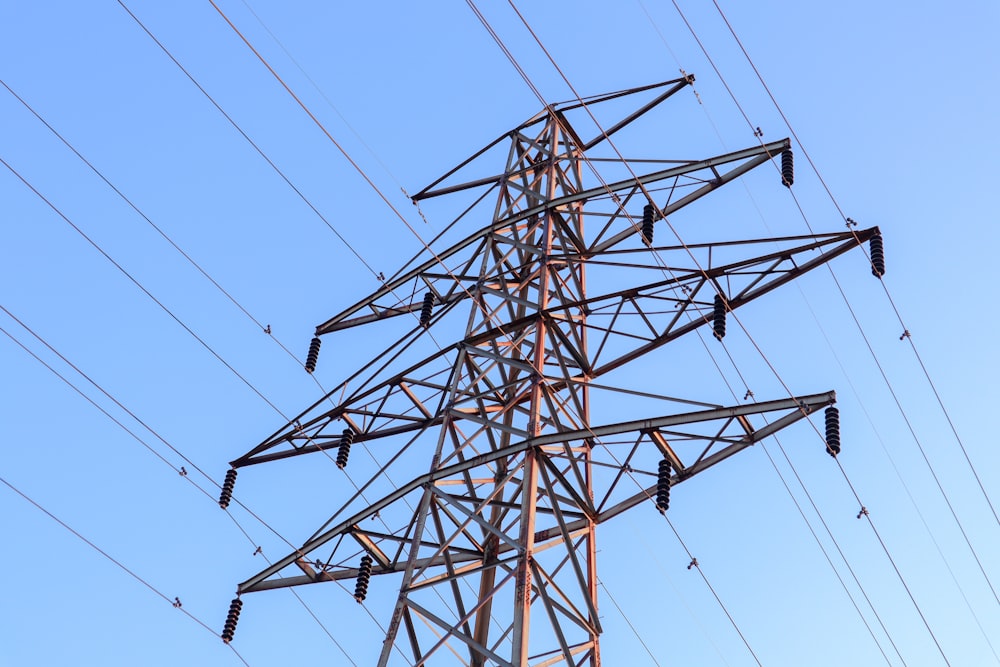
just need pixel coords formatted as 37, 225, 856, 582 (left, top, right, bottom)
219, 468, 237, 509
305, 336, 322, 374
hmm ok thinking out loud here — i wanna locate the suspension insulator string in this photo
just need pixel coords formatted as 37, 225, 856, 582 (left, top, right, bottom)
419, 292, 435, 327
337, 428, 354, 469
221, 596, 243, 644
869, 230, 886, 277
354, 554, 373, 603
781, 149, 794, 187
656, 459, 671, 512
219, 468, 237, 509
305, 336, 322, 374
712, 294, 727, 340
825, 406, 841, 457
641, 203, 655, 245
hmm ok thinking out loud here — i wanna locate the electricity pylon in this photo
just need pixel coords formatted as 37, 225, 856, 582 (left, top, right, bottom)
221, 77, 882, 665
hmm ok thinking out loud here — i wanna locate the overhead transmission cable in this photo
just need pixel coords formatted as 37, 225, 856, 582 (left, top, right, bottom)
706, 0, 1000, 596
0, 302, 300, 548
633, 4, 997, 659
0, 77, 320, 376
204, 0, 425, 252
461, 1, 770, 662
0, 313, 360, 663
202, 2, 901, 663
0, 154, 292, 422
492, 2, 958, 663
93, 4, 446, 533
655, 0, 999, 642
709, 333, 903, 664
116, 0, 448, 366
596, 579, 663, 667
0, 475, 254, 667
467, 1, 891, 662
3, 24, 399, 648
108, 5, 506, 649
235, 0, 408, 192
115, 0, 380, 280
207, 1, 722, 657
1, 129, 409, 529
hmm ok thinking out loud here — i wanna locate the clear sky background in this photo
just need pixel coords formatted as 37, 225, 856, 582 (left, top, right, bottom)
2, 2, 998, 666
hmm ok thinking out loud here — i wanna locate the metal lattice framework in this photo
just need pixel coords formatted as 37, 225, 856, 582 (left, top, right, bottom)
225, 77, 878, 666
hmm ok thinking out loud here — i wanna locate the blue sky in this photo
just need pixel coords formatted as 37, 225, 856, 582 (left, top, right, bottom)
2, 2, 998, 666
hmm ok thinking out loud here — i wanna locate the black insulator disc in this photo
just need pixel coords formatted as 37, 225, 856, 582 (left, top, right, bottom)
781, 149, 794, 187
420, 292, 435, 326
222, 598, 242, 642
824, 407, 841, 457
305, 336, 322, 374
355, 555, 373, 601
869, 233, 886, 277
713, 294, 727, 340
336, 443, 351, 469
656, 460, 671, 511
642, 203, 655, 245
219, 469, 237, 509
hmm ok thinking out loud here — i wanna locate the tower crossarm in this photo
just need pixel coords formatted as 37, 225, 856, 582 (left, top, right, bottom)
410, 77, 696, 202
236, 391, 834, 595
314, 140, 790, 337
222, 78, 874, 665
230, 228, 873, 468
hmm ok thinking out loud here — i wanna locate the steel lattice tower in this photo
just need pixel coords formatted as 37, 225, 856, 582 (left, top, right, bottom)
222, 77, 881, 666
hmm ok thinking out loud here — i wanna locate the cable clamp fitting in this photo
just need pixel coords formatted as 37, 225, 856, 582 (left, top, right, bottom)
857, 506, 869, 519
899, 330, 911, 341
173, 597, 182, 608
687, 557, 699, 570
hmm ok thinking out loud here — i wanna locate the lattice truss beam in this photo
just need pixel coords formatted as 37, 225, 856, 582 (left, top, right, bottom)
234, 227, 874, 467
227, 77, 875, 666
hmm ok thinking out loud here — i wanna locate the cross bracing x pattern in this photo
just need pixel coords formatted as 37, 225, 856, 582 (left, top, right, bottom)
224, 77, 878, 666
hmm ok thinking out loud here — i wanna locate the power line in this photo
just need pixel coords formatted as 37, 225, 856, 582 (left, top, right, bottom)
115, 0, 381, 281
459, 5, 774, 662
596, 579, 662, 666
632, 3, 998, 660
0, 153, 290, 420
483, 4, 962, 664
198, 5, 965, 664
2, 45, 442, 558
0, 474, 253, 667
235, 0, 407, 192
713, 0, 1000, 565
0, 311, 359, 663
116, 10, 513, 648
